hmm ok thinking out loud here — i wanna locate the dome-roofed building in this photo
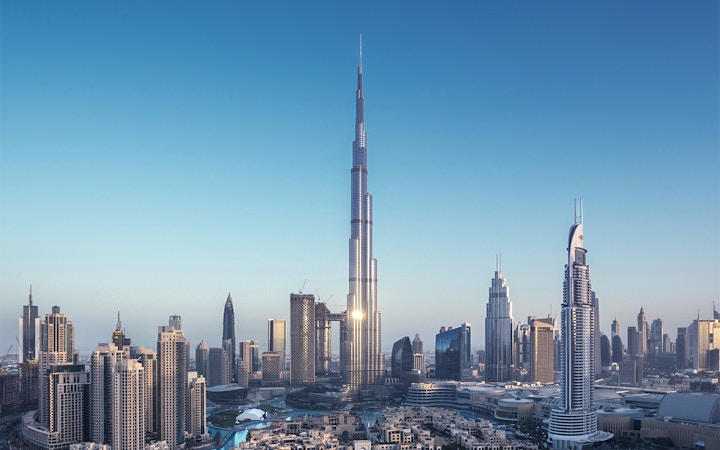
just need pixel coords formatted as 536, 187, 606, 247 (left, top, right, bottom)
656, 393, 720, 424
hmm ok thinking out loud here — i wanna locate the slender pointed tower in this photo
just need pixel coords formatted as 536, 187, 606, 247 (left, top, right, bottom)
223, 293, 236, 382
344, 35, 383, 390
548, 202, 612, 448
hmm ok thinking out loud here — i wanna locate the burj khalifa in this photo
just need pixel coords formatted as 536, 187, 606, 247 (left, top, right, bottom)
344, 37, 383, 390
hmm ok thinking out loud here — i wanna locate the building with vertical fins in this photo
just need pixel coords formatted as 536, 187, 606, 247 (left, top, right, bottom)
19, 286, 39, 363
344, 36, 383, 390
223, 294, 236, 382
548, 203, 612, 448
485, 265, 514, 382
267, 319, 286, 371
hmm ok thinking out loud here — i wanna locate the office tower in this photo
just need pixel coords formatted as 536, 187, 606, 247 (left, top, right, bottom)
627, 327, 638, 357
515, 322, 530, 372
18, 286, 39, 363
236, 360, 249, 388
663, 334, 670, 353
250, 341, 259, 372
261, 352, 281, 385
413, 353, 426, 372
548, 204, 611, 448
90, 343, 125, 444
412, 333, 423, 354
112, 311, 131, 350
529, 317, 555, 383
611, 318, 620, 338
619, 360, 642, 386
112, 359, 145, 450
485, 267, 514, 382
435, 324, 471, 381
611, 335, 624, 364
130, 346, 157, 434
186, 372, 207, 441
290, 293, 316, 384
600, 334, 611, 369
169, 315, 182, 330
687, 319, 720, 371
196, 341, 208, 379
637, 307, 647, 357
223, 294, 236, 382
207, 347, 229, 387
344, 37, 383, 390
650, 318, 663, 355
157, 325, 188, 450
268, 319, 287, 370
676, 327, 688, 369
591, 291, 601, 376
391, 337, 413, 383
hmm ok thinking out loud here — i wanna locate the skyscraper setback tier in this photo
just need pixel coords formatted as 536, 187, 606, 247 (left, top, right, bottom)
485, 270, 513, 382
548, 205, 612, 448
344, 37, 382, 389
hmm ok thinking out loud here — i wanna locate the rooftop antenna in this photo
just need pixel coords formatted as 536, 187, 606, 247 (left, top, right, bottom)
580, 197, 584, 224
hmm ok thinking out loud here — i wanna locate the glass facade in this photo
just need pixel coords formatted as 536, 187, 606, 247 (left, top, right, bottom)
435, 323, 471, 381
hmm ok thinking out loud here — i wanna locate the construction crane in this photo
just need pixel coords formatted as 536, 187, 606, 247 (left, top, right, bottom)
299, 279, 307, 294
0, 345, 13, 371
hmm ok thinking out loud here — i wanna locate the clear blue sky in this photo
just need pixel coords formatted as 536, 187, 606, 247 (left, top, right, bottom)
1, 1, 718, 355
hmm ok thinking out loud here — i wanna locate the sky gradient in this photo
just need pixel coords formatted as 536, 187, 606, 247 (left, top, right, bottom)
1, 1, 718, 355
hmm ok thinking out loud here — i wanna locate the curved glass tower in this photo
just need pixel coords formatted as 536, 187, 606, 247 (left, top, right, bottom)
345, 37, 382, 389
548, 204, 612, 448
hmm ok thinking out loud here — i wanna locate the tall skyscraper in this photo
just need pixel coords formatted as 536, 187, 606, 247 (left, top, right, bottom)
485, 267, 514, 382
112, 359, 146, 450
207, 347, 229, 387
548, 204, 612, 448
196, 341, 209, 379
435, 324, 472, 381
223, 293, 236, 382
610, 317, 620, 338
267, 319, 286, 370
18, 286, 39, 363
391, 337, 413, 383
90, 343, 125, 444
627, 326, 638, 357
290, 293, 316, 384
186, 372, 207, 442
261, 352, 281, 385
130, 346, 157, 434
344, 37, 383, 390
637, 307, 647, 357
157, 325, 188, 450
650, 318, 663, 355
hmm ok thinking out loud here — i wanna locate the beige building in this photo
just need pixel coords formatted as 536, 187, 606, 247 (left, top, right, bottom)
529, 317, 554, 383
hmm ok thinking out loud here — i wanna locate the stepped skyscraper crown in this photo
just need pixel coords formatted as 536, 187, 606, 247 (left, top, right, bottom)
344, 35, 383, 389
485, 259, 514, 382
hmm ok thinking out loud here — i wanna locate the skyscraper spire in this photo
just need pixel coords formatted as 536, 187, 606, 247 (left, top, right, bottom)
29, 285, 33, 305
115, 311, 122, 332
345, 36, 382, 390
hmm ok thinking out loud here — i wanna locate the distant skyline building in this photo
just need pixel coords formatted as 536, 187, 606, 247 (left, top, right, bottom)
261, 352, 281, 385
222, 293, 236, 382
485, 266, 514, 382
157, 325, 188, 450
207, 347, 229, 387
412, 333, 423, 354
529, 316, 555, 383
650, 318, 663, 355
611, 335, 624, 364
391, 336, 413, 383
344, 37, 383, 390
435, 323, 471, 381
196, 341, 208, 379
548, 203, 612, 448
637, 307, 647, 357
290, 293, 316, 384
688, 319, 720, 371
111, 311, 131, 350
267, 319, 286, 370
18, 285, 39, 363
611, 317, 620, 338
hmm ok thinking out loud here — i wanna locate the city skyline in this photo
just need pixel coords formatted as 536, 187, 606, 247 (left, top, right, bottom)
1, 2, 718, 354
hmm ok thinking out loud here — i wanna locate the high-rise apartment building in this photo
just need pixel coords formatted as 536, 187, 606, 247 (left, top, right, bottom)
687, 319, 720, 371
37, 307, 77, 426
290, 293, 316, 384
157, 325, 188, 450
90, 343, 125, 444
112, 359, 146, 450
529, 317, 555, 383
485, 268, 514, 382
196, 341, 209, 379
676, 327, 688, 369
130, 346, 157, 434
548, 204, 612, 448
650, 318, 663, 355
223, 294, 236, 382
186, 372, 207, 442
344, 38, 383, 390
261, 352, 281, 385
435, 324, 471, 381
268, 319, 286, 370
18, 286, 39, 363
